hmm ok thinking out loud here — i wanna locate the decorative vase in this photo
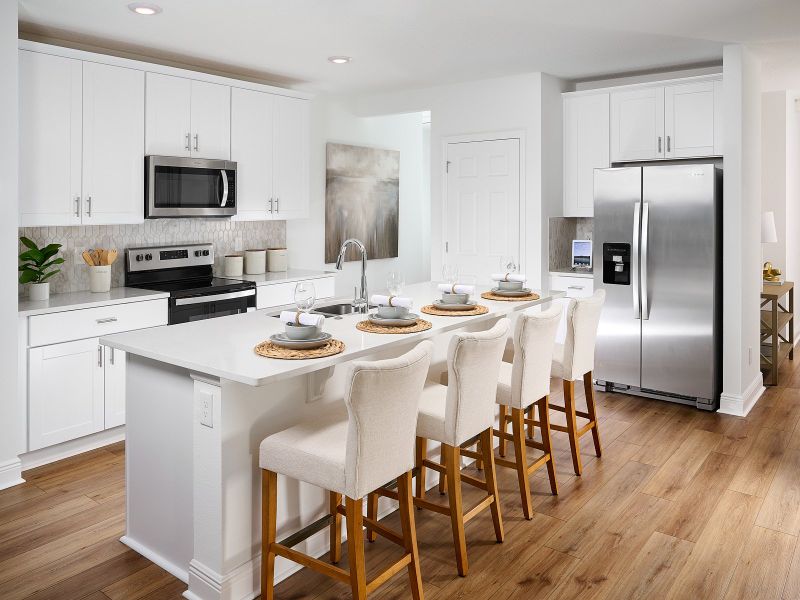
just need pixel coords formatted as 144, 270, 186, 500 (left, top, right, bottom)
29, 282, 50, 301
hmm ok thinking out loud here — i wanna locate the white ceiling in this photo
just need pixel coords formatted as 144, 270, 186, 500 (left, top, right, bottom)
17, 0, 800, 93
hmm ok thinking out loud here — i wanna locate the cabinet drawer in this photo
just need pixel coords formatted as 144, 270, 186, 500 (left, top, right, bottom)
256, 277, 336, 310
549, 275, 594, 298
28, 299, 168, 347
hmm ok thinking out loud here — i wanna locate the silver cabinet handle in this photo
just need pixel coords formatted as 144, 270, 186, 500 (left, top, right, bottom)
96, 317, 118, 324
667, 135, 671, 152
567, 285, 584, 290
74, 196, 80, 217
657, 136, 662, 153
185, 133, 191, 151
194, 133, 199, 152
109, 346, 115, 365
275, 198, 279, 213
641, 202, 650, 320
269, 198, 273, 214
86, 196, 92, 218
98, 345, 103, 367
632, 202, 641, 319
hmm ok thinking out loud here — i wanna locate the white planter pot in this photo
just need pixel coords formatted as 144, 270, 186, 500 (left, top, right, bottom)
88, 265, 112, 293
29, 282, 50, 301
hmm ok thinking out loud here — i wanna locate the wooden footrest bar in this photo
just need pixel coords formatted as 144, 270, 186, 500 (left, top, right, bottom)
413, 497, 452, 516
273, 543, 350, 583
462, 495, 495, 524
366, 554, 413, 594
363, 517, 405, 547
278, 514, 333, 549
460, 472, 488, 491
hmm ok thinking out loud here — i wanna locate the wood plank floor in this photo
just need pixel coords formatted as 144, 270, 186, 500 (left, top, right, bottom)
3, 361, 800, 599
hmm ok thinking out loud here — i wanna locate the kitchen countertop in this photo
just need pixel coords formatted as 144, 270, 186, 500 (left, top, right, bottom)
102, 281, 563, 387
218, 269, 335, 286
549, 268, 593, 279
18, 287, 170, 317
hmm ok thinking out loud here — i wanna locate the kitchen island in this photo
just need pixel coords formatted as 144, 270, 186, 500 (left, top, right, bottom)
101, 281, 563, 600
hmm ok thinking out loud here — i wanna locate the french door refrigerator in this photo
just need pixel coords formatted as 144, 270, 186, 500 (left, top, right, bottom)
593, 164, 722, 410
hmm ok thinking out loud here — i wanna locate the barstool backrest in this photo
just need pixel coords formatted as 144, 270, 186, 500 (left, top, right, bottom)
445, 318, 510, 446
344, 340, 433, 499
563, 290, 606, 380
510, 305, 562, 408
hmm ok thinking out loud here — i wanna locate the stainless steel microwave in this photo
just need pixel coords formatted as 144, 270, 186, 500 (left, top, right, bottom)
145, 156, 237, 218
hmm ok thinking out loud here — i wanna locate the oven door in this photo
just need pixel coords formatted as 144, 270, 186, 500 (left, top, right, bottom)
169, 289, 255, 325
146, 156, 237, 218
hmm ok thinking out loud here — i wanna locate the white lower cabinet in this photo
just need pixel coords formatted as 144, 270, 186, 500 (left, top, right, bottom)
104, 346, 126, 429
550, 274, 595, 345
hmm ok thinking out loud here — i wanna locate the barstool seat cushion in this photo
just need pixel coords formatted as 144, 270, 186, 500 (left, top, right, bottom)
495, 361, 514, 408
416, 381, 448, 444
260, 404, 348, 496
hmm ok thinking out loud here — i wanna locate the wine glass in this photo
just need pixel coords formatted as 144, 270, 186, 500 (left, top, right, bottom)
442, 264, 459, 284
499, 255, 518, 274
294, 281, 316, 313
387, 271, 405, 296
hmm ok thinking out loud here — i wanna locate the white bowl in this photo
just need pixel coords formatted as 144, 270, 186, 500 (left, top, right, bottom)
377, 305, 409, 319
498, 280, 523, 290
441, 292, 469, 304
285, 323, 322, 340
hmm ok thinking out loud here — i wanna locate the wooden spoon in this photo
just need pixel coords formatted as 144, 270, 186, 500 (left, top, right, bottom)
90, 249, 101, 266
106, 249, 118, 265
81, 250, 95, 266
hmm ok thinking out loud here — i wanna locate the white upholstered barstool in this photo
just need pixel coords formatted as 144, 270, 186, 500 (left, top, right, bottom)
549, 290, 606, 476
369, 319, 510, 577
494, 306, 562, 519
259, 341, 433, 600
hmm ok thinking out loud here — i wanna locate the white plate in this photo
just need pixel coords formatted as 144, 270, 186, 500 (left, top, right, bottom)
368, 313, 419, 327
270, 332, 332, 349
490, 288, 533, 297
432, 300, 478, 311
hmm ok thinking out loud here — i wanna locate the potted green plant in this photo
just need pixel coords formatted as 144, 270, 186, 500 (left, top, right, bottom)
19, 237, 64, 301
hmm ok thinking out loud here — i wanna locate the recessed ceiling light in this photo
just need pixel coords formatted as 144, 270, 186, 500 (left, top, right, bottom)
128, 2, 162, 15
328, 56, 352, 65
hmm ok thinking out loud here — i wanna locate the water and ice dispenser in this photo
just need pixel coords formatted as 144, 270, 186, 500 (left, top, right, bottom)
602, 243, 631, 285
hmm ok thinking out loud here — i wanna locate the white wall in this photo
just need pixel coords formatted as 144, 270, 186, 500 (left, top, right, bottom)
761, 92, 792, 282
0, 2, 22, 489
286, 96, 429, 298
720, 44, 764, 415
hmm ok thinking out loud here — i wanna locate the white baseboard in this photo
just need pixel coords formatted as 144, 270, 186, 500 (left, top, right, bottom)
21, 426, 125, 471
0, 458, 25, 491
121, 535, 189, 583
719, 372, 765, 417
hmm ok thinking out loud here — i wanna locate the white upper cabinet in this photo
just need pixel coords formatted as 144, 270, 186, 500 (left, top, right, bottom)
563, 92, 609, 217
610, 86, 665, 162
272, 96, 310, 220
82, 62, 145, 224
19, 50, 83, 226
231, 87, 275, 220
145, 73, 230, 159
664, 80, 716, 158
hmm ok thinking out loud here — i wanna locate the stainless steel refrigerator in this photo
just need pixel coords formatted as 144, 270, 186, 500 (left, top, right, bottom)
593, 163, 722, 410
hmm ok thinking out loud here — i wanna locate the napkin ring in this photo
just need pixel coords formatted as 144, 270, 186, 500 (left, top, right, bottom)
388, 295, 396, 307
294, 312, 301, 325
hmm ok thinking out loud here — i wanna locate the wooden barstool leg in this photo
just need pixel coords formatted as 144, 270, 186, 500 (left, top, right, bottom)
397, 471, 424, 600
329, 492, 342, 562
538, 396, 558, 495
345, 497, 367, 599
474, 437, 483, 471
415, 437, 427, 505
584, 371, 602, 457
479, 428, 504, 542
563, 379, 583, 476
498, 405, 508, 457
261, 470, 277, 600
525, 405, 534, 439
443, 444, 468, 576
511, 408, 533, 520
366, 492, 379, 543
438, 445, 448, 495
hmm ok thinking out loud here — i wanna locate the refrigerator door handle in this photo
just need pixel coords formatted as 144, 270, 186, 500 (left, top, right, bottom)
632, 202, 641, 319
641, 202, 650, 320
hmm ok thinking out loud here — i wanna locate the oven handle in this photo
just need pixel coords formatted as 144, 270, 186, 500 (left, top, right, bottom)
220, 170, 229, 207
174, 289, 255, 306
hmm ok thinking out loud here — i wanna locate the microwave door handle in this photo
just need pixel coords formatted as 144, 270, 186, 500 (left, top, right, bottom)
220, 170, 229, 207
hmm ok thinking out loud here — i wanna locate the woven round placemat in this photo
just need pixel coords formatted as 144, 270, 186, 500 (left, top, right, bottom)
480, 291, 540, 302
420, 304, 489, 317
254, 339, 345, 360
356, 319, 432, 334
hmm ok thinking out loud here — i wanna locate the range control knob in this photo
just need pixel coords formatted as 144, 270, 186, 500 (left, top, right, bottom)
145, 253, 153, 261
135, 254, 144, 262
202, 250, 210, 256
194, 250, 202, 257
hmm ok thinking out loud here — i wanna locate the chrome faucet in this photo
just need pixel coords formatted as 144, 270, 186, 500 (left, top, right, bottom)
335, 238, 369, 313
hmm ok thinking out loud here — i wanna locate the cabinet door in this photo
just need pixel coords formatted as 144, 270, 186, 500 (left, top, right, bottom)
610, 87, 664, 162
19, 50, 82, 226
272, 96, 310, 219
28, 338, 104, 451
82, 62, 145, 224
104, 346, 126, 429
145, 73, 191, 157
563, 93, 609, 217
664, 80, 717, 158
231, 87, 274, 220
190, 80, 231, 159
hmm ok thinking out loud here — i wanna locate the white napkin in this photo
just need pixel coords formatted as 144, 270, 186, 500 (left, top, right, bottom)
490, 273, 526, 283
370, 294, 414, 309
279, 311, 325, 328
437, 283, 475, 295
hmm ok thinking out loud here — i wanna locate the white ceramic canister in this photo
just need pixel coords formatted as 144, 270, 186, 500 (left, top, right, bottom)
244, 249, 267, 275
224, 254, 244, 277
267, 248, 288, 272
89, 265, 112, 293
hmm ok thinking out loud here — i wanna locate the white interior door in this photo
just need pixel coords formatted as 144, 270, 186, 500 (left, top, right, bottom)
445, 138, 520, 284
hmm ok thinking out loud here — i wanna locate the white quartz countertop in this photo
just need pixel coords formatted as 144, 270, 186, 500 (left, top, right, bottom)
102, 281, 563, 387
218, 269, 336, 286
18, 287, 170, 317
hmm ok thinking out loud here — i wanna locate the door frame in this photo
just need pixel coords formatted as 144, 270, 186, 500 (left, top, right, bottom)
441, 130, 526, 278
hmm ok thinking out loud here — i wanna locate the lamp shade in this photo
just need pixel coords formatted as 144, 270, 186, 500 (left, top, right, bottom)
762, 211, 778, 243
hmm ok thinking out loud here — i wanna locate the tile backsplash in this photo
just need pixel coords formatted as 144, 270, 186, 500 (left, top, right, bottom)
549, 217, 593, 272
18, 220, 285, 295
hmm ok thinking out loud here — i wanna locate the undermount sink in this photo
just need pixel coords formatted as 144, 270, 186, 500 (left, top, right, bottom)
313, 302, 375, 316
